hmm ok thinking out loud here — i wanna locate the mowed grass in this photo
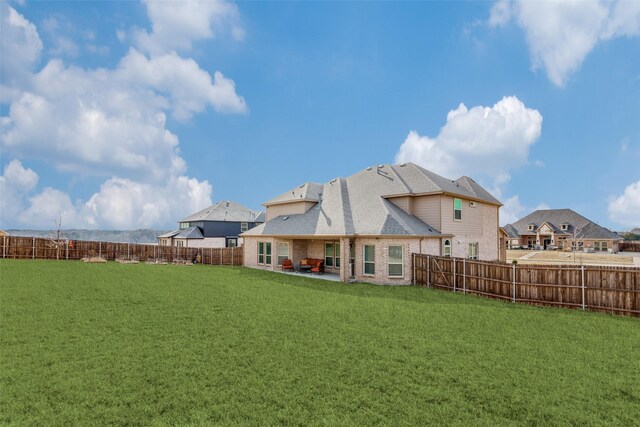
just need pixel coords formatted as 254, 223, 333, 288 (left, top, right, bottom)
1, 260, 639, 425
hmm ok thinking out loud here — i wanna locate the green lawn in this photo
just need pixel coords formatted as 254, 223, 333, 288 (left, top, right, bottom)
1, 260, 639, 425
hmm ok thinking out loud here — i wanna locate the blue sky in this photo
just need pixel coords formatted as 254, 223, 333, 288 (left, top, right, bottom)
1, 0, 639, 230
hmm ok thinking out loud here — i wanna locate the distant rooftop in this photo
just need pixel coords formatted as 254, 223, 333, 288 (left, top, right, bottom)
179, 200, 264, 224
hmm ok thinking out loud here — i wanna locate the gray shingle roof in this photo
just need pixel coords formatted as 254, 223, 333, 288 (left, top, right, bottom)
502, 224, 519, 238
175, 226, 204, 239
245, 162, 499, 237
505, 209, 622, 240
264, 182, 324, 205
157, 230, 181, 238
179, 200, 264, 223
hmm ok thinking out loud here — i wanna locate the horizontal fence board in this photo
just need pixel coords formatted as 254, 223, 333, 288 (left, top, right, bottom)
619, 241, 640, 252
413, 254, 640, 317
0, 236, 242, 266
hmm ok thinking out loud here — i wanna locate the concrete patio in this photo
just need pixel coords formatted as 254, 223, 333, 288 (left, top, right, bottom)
277, 270, 342, 282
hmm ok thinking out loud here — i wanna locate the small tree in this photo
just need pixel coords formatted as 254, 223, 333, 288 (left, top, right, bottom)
48, 212, 65, 259
570, 226, 584, 264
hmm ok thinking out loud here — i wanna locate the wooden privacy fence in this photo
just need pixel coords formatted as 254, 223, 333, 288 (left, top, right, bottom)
0, 236, 243, 266
412, 254, 640, 317
619, 241, 640, 252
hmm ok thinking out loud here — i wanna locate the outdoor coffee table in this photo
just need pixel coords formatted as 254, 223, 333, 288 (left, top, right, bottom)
298, 265, 312, 273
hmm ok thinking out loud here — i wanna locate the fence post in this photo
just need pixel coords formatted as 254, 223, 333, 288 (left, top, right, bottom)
427, 256, 430, 287
412, 253, 416, 285
512, 263, 516, 303
2, 236, 5, 259
210, 247, 213, 265
463, 258, 466, 294
32, 237, 35, 259
66, 240, 69, 260
99, 241, 102, 258
231, 247, 234, 265
453, 258, 456, 292
127, 243, 130, 260
581, 265, 586, 310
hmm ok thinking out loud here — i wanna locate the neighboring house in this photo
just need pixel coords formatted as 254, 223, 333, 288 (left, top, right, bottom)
242, 163, 502, 285
504, 209, 623, 252
0, 230, 9, 237
158, 201, 264, 248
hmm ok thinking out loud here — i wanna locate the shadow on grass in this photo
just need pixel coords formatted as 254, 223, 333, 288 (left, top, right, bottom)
233, 266, 635, 321
235, 267, 528, 311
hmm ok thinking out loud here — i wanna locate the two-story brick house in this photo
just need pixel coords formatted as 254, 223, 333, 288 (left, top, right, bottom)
242, 163, 502, 284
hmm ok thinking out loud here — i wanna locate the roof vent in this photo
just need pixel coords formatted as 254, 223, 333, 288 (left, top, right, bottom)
400, 163, 407, 167
226, 202, 229, 207
330, 178, 337, 184
378, 164, 384, 168
366, 166, 372, 171
283, 216, 289, 221
299, 184, 305, 188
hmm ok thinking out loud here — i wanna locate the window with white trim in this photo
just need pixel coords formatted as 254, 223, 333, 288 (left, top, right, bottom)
180, 222, 189, 229
258, 242, 272, 265
277, 242, 289, 266
468, 242, 479, 260
364, 245, 375, 275
444, 239, 451, 257
388, 245, 403, 277
454, 198, 462, 221
240, 222, 248, 233
325, 242, 335, 267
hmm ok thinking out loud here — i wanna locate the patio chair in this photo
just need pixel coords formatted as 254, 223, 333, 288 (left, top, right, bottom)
282, 259, 294, 272
311, 260, 324, 275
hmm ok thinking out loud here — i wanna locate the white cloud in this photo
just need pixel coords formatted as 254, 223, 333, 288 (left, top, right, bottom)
608, 180, 640, 228
395, 96, 542, 185
0, 3, 243, 229
0, 160, 38, 225
1, 160, 213, 229
491, 0, 640, 86
1, 7, 246, 183
118, 49, 247, 117
134, 0, 243, 55
500, 195, 525, 225
489, 0, 511, 28
395, 96, 543, 226
0, 3, 42, 88
84, 176, 212, 229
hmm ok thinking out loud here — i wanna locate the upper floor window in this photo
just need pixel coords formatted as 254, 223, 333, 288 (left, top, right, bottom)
240, 222, 248, 233
179, 222, 189, 229
561, 224, 568, 230
454, 198, 462, 221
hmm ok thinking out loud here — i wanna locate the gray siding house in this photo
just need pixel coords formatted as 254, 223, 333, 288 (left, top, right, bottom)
158, 201, 264, 248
